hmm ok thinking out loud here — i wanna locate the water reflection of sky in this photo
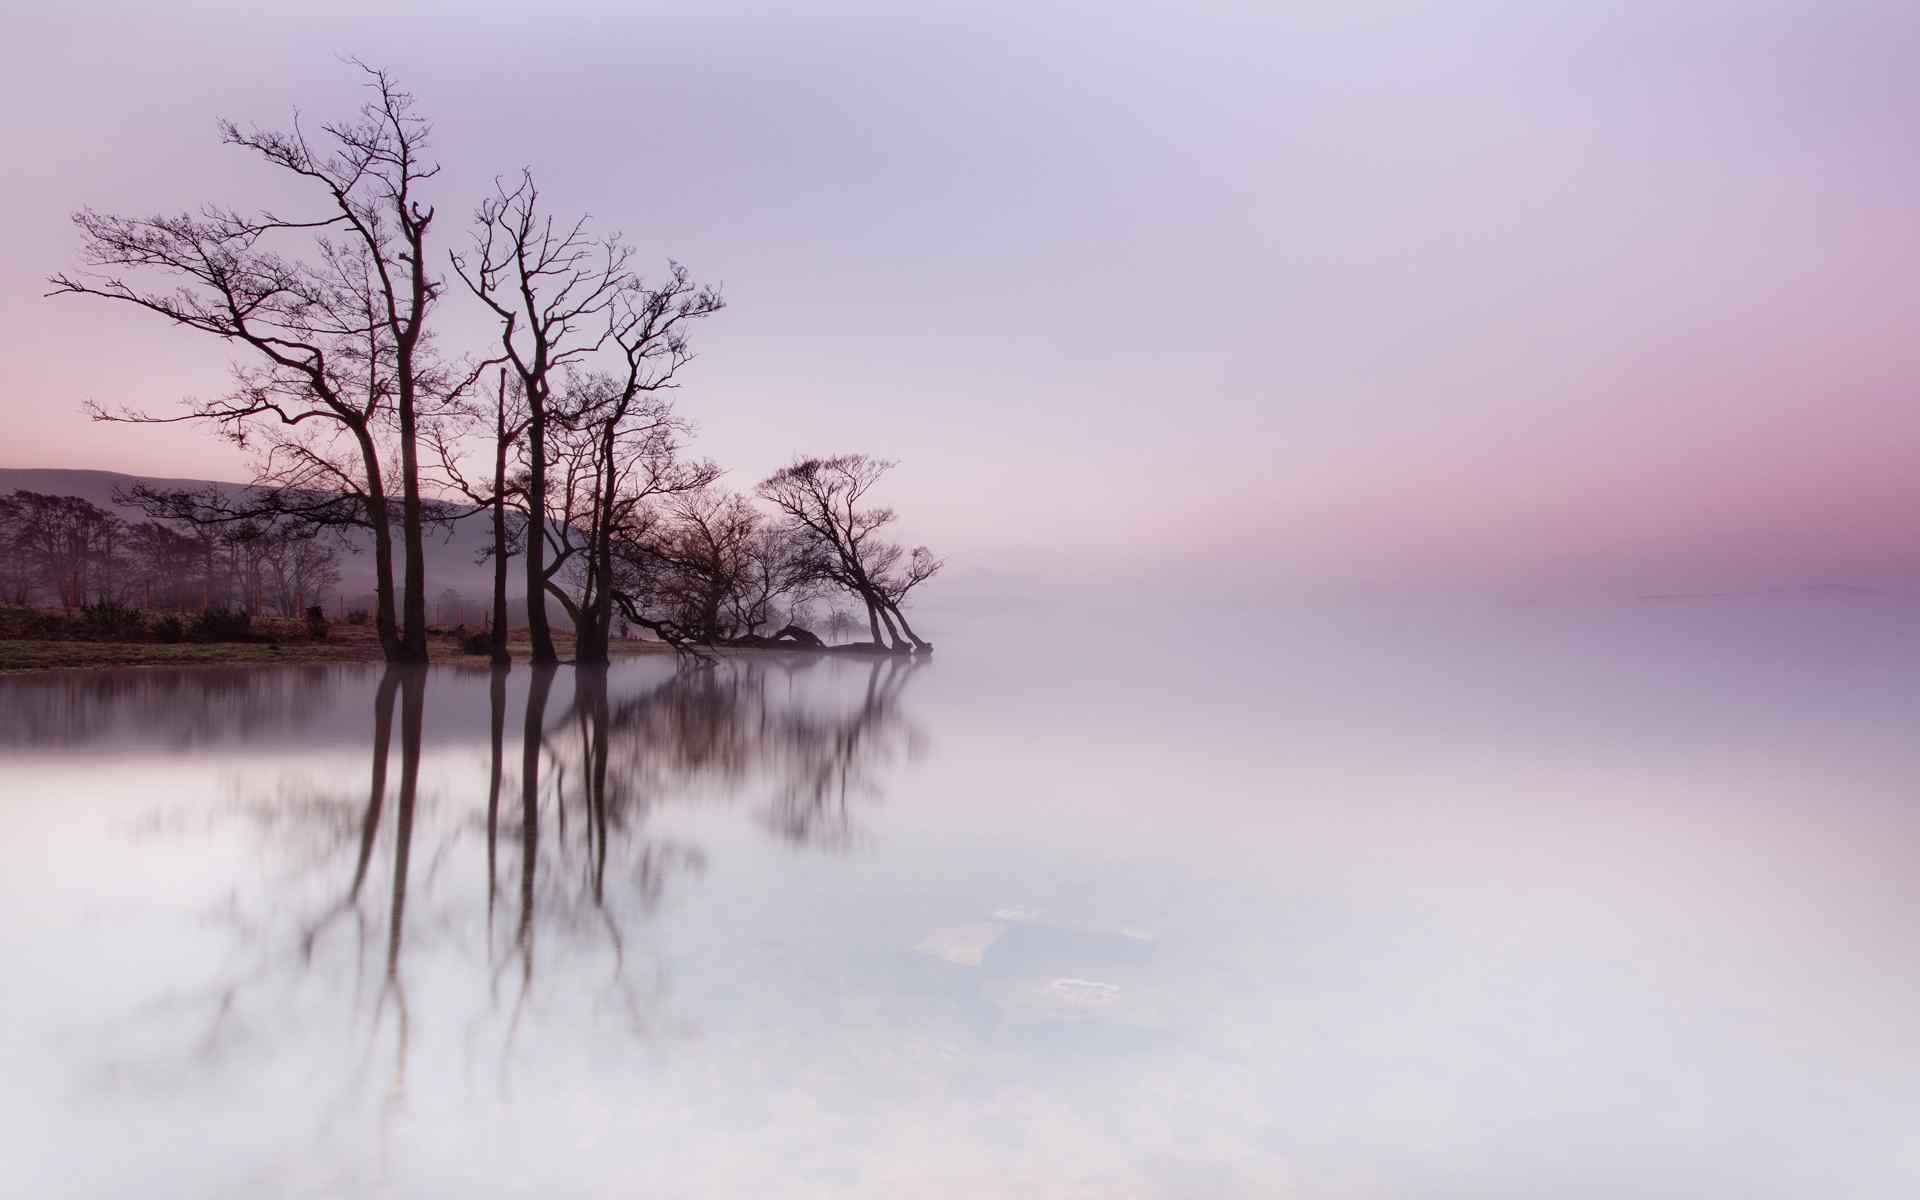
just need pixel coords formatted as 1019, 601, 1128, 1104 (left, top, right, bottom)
5, 601, 1920, 1197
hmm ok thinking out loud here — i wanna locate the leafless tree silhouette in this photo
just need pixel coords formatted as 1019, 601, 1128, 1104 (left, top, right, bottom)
48, 63, 454, 660
757, 455, 942, 653
640, 488, 821, 643
0, 490, 124, 607
547, 374, 721, 663
426, 367, 532, 668
451, 174, 628, 663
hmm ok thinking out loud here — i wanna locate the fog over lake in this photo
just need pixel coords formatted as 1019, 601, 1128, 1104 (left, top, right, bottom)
5, 598, 1919, 1197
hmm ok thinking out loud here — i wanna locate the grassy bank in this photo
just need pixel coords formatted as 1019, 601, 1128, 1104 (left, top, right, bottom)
0, 605, 670, 674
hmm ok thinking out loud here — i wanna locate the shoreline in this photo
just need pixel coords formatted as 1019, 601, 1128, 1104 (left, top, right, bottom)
0, 637, 677, 676
0, 636, 924, 676
0, 604, 924, 675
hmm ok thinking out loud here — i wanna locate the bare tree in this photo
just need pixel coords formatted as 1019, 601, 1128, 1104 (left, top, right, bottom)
648, 488, 758, 640
123, 521, 180, 610
451, 173, 631, 664
728, 521, 821, 637
0, 493, 26, 604
428, 368, 530, 665
546, 370, 721, 664
48, 63, 448, 661
1, 491, 124, 608
646, 490, 820, 642
824, 608, 857, 645
263, 536, 342, 617
756, 455, 941, 653
452, 175, 725, 665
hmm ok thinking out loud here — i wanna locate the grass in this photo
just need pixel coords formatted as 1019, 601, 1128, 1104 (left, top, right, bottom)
0, 604, 672, 674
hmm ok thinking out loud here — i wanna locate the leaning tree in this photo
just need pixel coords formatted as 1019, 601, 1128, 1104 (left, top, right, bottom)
756, 455, 941, 653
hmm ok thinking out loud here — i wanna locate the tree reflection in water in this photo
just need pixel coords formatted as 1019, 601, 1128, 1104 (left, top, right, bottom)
0, 664, 349, 750
126, 654, 925, 1136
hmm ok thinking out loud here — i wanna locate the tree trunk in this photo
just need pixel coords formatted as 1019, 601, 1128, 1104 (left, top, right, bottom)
356, 430, 404, 662
490, 374, 512, 667
574, 617, 604, 665
874, 598, 908, 651
396, 383, 429, 663
523, 406, 557, 664
885, 601, 932, 652
392, 194, 434, 665
574, 580, 611, 666
572, 468, 619, 668
490, 490, 511, 666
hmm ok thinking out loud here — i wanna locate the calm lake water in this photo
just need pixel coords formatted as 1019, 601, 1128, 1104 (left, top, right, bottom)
4, 600, 1920, 1197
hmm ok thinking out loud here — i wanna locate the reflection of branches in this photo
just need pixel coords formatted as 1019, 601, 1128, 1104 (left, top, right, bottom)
758, 656, 922, 848
496, 664, 691, 1077
112, 650, 929, 1140
576, 655, 926, 850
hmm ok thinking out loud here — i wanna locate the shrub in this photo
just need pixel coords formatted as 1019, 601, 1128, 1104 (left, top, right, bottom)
346, 608, 370, 626
77, 599, 147, 641
304, 605, 330, 641
189, 607, 254, 643
152, 615, 185, 644
460, 629, 492, 656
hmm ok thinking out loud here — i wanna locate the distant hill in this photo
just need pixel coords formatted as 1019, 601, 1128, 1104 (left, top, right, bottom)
2, 466, 1017, 636
0, 466, 502, 618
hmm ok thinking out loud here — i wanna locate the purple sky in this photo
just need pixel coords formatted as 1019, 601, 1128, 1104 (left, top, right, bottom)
5, 1, 1917, 596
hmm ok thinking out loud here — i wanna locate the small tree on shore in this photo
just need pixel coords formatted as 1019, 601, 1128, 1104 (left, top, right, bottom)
757, 455, 940, 652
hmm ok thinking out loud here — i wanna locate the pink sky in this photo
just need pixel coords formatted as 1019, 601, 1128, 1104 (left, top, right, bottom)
4, 0, 1917, 596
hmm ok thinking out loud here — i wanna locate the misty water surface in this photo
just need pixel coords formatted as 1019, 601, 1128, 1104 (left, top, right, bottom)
4, 600, 1920, 1198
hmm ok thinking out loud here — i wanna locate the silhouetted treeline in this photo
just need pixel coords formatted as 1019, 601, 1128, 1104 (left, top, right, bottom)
0, 489, 338, 615
52, 63, 941, 664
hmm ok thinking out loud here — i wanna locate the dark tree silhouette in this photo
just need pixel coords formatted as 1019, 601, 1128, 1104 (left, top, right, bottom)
48, 63, 450, 661
452, 174, 723, 666
428, 368, 531, 666
451, 174, 630, 664
548, 374, 721, 664
824, 608, 858, 645
757, 455, 942, 653
640, 489, 820, 644
0, 491, 123, 607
